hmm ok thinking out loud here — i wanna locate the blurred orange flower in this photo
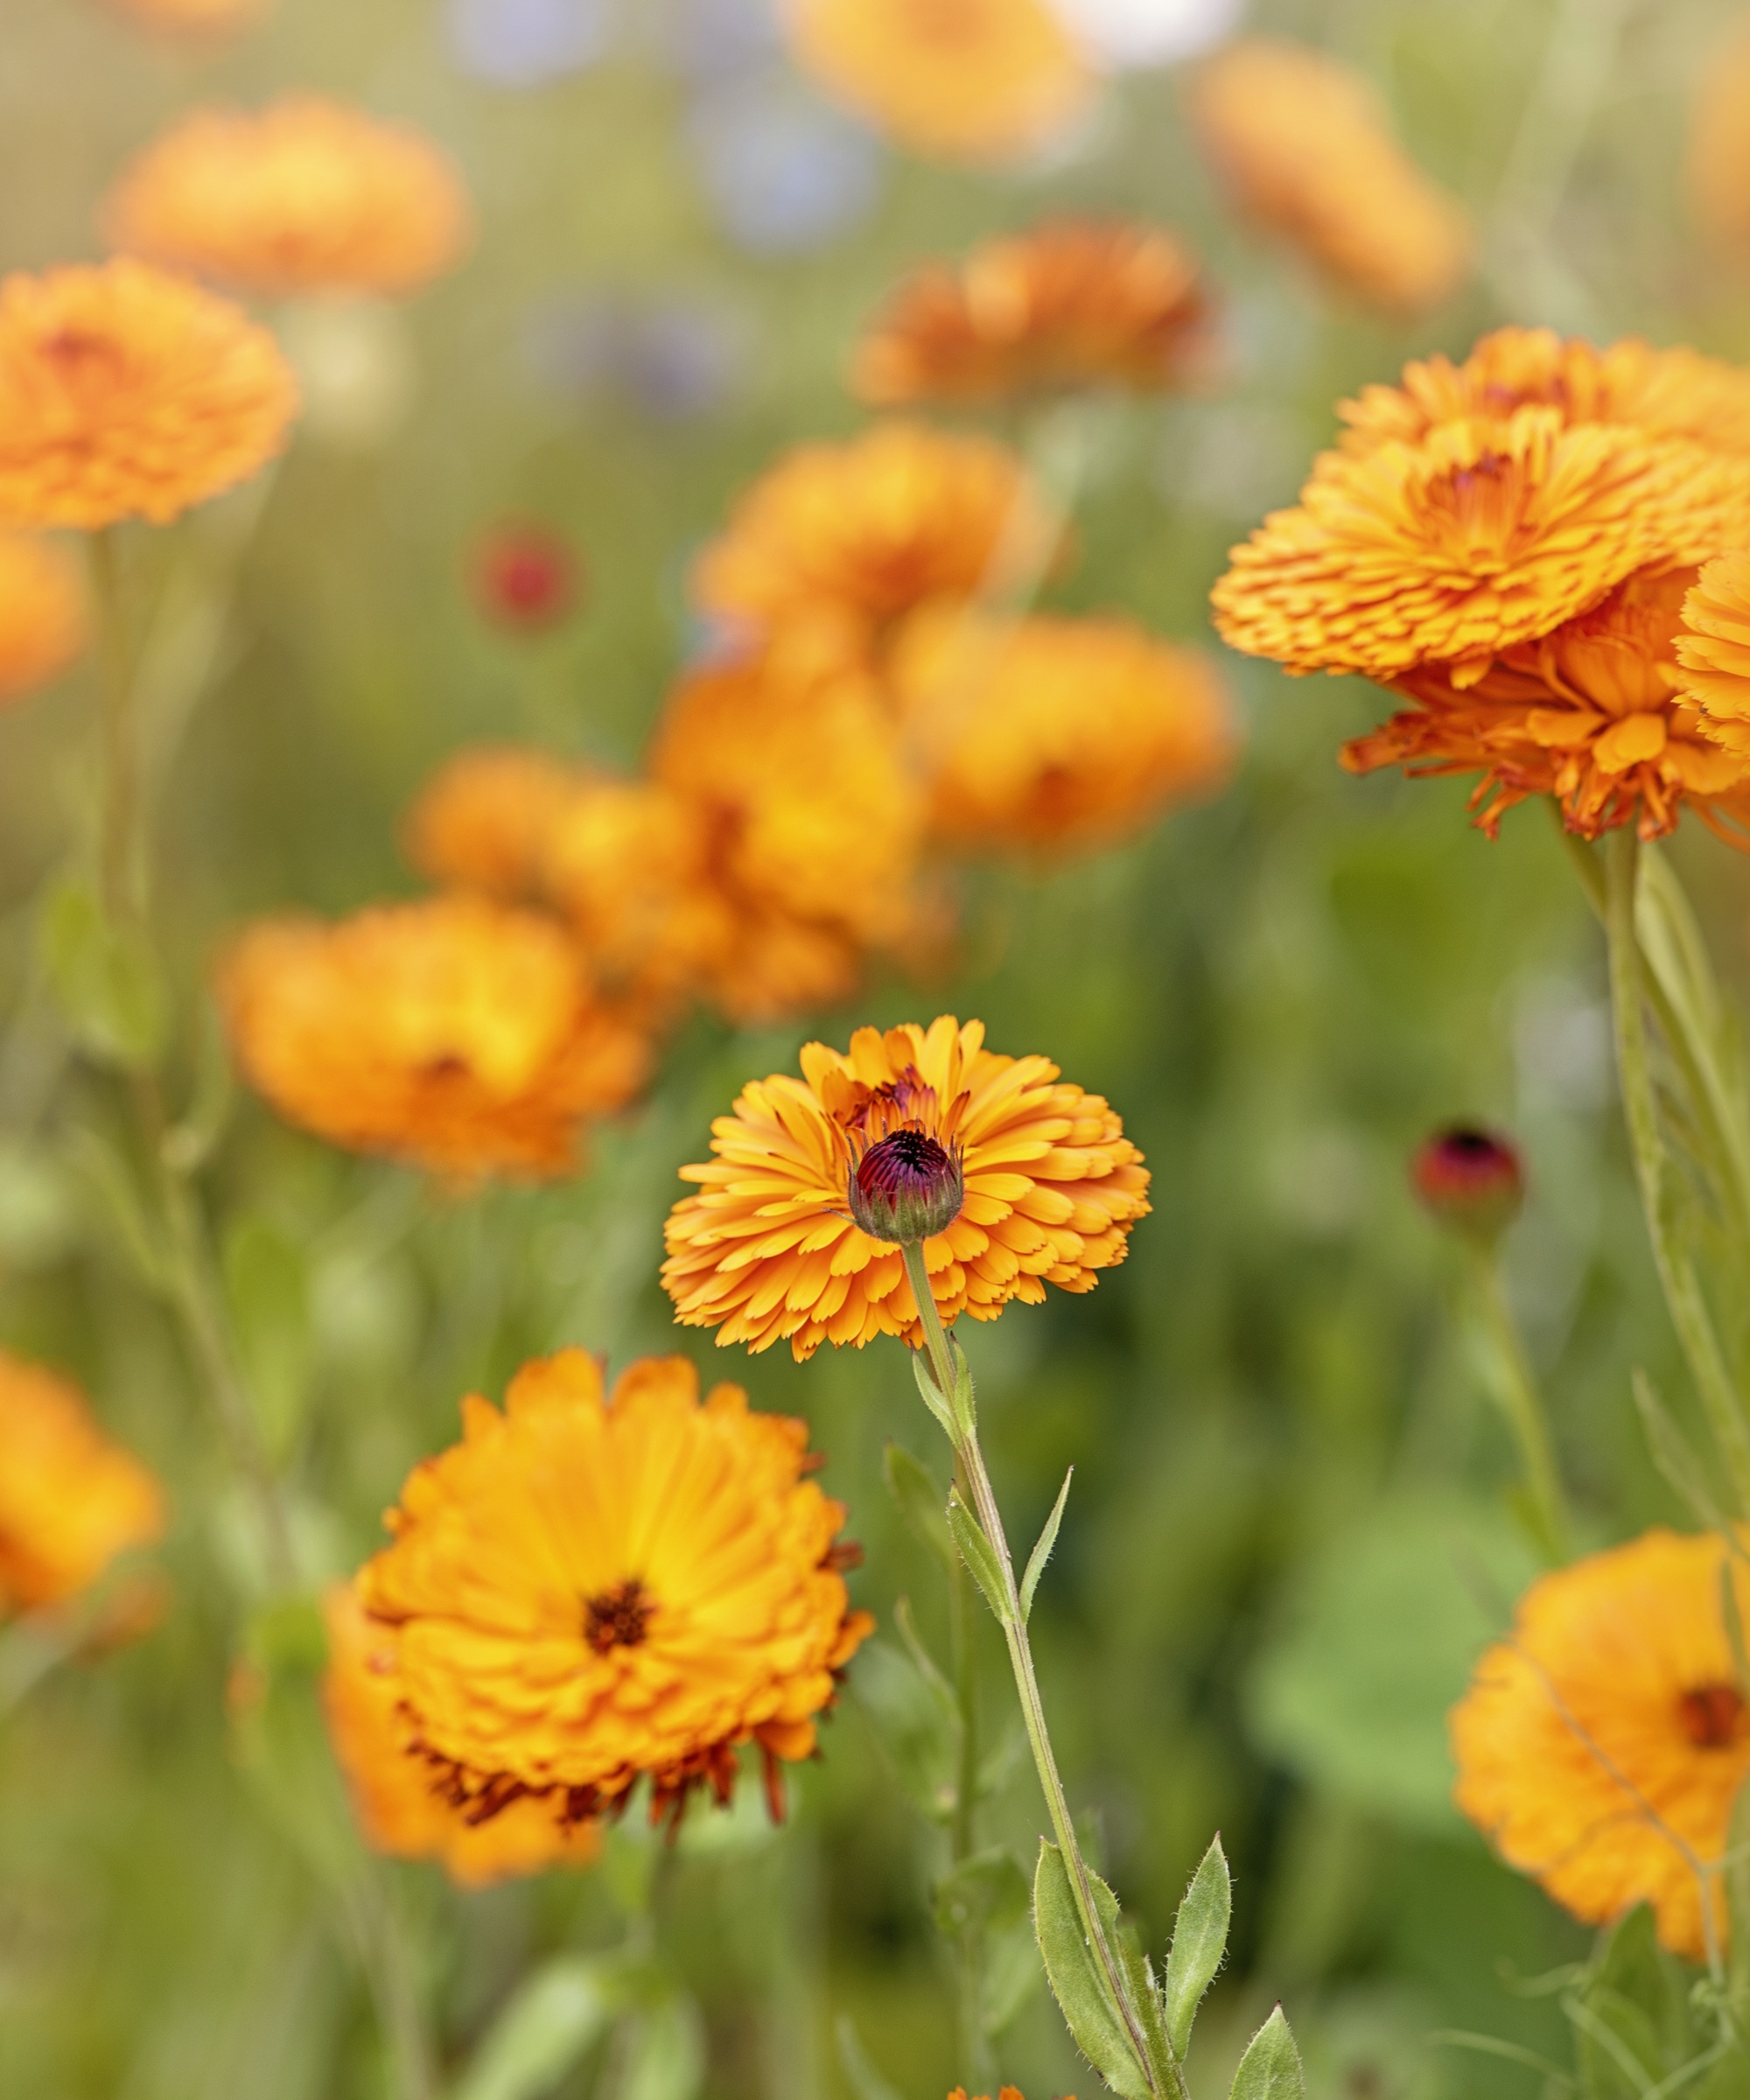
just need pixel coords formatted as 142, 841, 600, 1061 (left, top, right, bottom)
1675, 552, 1750, 760
105, 0, 268, 35
0, 1352, 164, 1615
852, 220, 1215, 405
892, 608, 1236, 853
1689, 17, 1750, 255
0, 259, 298, 530
356, 1350, 872, 1825
1186, 37, 1473, 316
785, 0, 1094, 164
1452, 1529, 1750, 1963
322, 1583, 600, 1886
0, 534, 85, 704
403, 746, 583, 900
662, 1015, 1150, 1359
219, 895, 649, 1181
105, 98, 472, 300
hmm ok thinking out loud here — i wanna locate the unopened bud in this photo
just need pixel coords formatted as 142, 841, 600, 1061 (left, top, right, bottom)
847, 1129, 964, 1244
472, 522, 580, 632
1411, 1124, 1524, 1241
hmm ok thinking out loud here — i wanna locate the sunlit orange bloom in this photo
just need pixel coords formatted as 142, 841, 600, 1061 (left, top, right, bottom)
0, 1352, 164, 1616
1675, 553, 1750, 760
852, 221, 1215, 406
891, 608, 1236, 853
356, 1351, 872, 1824
105, 0, 268, 35
1452, 1529, 1750, 1963
403, 746, 583, 900
219, 895, 650, 1181
0, 260, 298, 531
322, 1583, 600, 1886
1690, 18, 1750, 254
1186, 38, 1473, 316
105, 98, 472, 300
785, 0, 1093, 164
0, 534, 85, 704
663, 1015, 1150, 1360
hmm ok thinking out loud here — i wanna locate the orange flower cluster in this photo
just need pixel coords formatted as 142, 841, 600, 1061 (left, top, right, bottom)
105, 98, 473, 300
1186, 38, 1474, 317
0, 534, 85, 704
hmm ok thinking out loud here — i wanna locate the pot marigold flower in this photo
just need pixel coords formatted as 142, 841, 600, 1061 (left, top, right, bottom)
403, 746, 584, 900
784, 0, 1094, 166
0, 1352, 165, 1615
1689, 18, 1750, 256
1451, 1529, 1750, 1962
105, 99, 473, 301
355, 1350, 873, 1824
1186, 37, 1474, 317
1675, 552, 1750, 759
662, 1015, 1151, 1360
0, 534, 85, 704
851, 220, 1216, 406
219, 895, 650, 1181
0, 259, 298, 531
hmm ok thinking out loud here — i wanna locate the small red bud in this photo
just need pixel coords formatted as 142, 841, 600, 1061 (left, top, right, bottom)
1411, 1124, 1524, 1241
471, 522, 580, 633
848, 1128, 965, 1244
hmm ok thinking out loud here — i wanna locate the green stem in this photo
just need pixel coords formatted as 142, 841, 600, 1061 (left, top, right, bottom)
88, 529, 139, 924
1466, 1242, 1572, 1564
947, 1475, 993, 2091
346, 1869, 438, 2100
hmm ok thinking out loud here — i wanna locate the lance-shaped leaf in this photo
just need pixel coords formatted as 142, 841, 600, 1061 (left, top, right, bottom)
948, 1489, 1008, 1623
1164, 1834, 1230, 2059
453, 1954, 627, 2100
1032, 1840, 1151, 2100
1020, 1467, 1073, 1624
1229, 2006, 1304, 2100
912, 1349, 956, 1438
884, 1442, 955, 1573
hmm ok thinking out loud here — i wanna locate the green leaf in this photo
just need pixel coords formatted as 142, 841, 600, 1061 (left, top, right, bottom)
852, 1635, 956, 1824
620, 1993, 705, 2100
911, 1347, 956, 1438
1570, 1906, 1694, 2099
1020, 1466, 1073, 1624
884, 1442, 955, 1573
835, 2016, 905, 2100
933, 1847, 1030, 1938
1632, 1370, 1730, 1533
1164, 1834, 1231, 2059
947, 1489, 1008, 1623
984, 1918, 1044, 2036
38, 875, 166, 1069
1729, 1774, 1750, 2004
1228, 2006, 1304, 2100
1032, 1840, 1150, 2100
452, 1956, 623, 2100
60, 1126, 167, 1292
224, 1216, 312, 1466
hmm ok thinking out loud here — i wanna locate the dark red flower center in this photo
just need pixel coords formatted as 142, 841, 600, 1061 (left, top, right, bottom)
584, 1577, 654, 1654
1677, 1681, 1744, 1749
858, 1128, 955, 1202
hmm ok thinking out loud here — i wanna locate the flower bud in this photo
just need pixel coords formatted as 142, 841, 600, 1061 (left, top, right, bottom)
472, 522, 579, 632
847, 1128, 964, 1244
1411, 1124, 1524, 1242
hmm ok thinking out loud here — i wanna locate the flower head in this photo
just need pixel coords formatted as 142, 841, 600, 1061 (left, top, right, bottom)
355, 1350, 872, 1825
0, 534, 85, 704
851, 220, 1215, 406
1452, 1528, 1750, 1962
0, 1352, 164, 1615
1675, 552, 1750, 759
472, 522, 580, 631
105, 98, 473, 300
1689, 17, 1750, 256
1410, 1125, 1523, 1240
663, 1016, 1150, 1360
402, 746, 584, 899
0, 260, 298, 530
219, 895, 650, 1181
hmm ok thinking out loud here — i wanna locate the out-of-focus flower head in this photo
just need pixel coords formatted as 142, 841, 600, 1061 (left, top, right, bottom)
1689, 15, 1750, 256
662, 0, 784, 79
1186, 36, 1473, 316
1054, 0, 1241, 67
103, 0, 270, 37
0, 535, 86, 705
853, 220, 1215, 406
1452, 1529, 1750, 1963
403, 746, 584, 896
322, 1584, 602, 1885
1675, 553, 1750, 760
525, 290, 748, 421
356, 1350, 873, 1826
891, 607, 1236, 855
0, 1352, 164, 1616
662, 1015, 1150, 1358
219, 895, 650, 1182
0, 260, 298, 531
470, 522, 582, 631
783, 0, 1096, 164
446, 0, 612, 88
685, 74, 886, 256
1410, 1124, 1524, 1241
105, 99, 473, 301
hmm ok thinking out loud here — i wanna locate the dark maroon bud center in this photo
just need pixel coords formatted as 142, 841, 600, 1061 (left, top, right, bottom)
847, 1128, 964, 1244
1410, 1124, 1524, 1239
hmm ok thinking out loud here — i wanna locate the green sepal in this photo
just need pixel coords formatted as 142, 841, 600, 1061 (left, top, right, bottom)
1032, 1840, 1151, 2100
1165, 1833, 1231, 2060
933, 1847, 1031, 1938
1020, 1466, 1073, 1624
947, 1489, 1008, 1623
883, 1441, 956, 1573
1228, 2006, 1304, 2100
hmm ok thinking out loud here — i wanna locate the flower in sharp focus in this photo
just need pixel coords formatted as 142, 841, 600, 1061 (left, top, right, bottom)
105, 99, 472, 302
890, 606, 1236, 856
470, 522, 582, 632
104, 0, 269, 35
0, 1352, 165, 1616
322, 1584, 602, 1886
1410, 1125, 1524, 1240
1186, 37, 1474, 317
852, 220, 1216, 407
1451, 1529, 1750, 1962
218, 895, 650, 1181
355, 1350, 873, 1825
1675, 552, 1750, 759
0, 260, 298, 531
0, 534, 86, 704
662, 1015, 1151, 1360
402, 746, 584, 898
783, 0, 1095, 166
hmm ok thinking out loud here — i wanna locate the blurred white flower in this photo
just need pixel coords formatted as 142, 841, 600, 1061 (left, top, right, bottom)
1054, 0, 1242, 68
276, 298, 416, 451
684, 74, 884, 255
447, 0, 613, 88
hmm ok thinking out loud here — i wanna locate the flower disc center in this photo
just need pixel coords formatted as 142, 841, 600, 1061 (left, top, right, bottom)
1677, 1681, 1744, 1749
584, 1577, 654, 1654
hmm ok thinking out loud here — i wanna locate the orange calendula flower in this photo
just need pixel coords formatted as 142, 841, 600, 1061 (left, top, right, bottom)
852, 220, 1215, 406
0, 259, 298, 531
1451, 1529, 1750, 1963
891, 608, 1236, 854
402, 746, 584, 900
219, 894, 650, 1181
1186, 37, 1474, 317
356, 1350, 873, 1825
1675, 552, 1750, 759
0, 1352, 165, 1616
1689, 17, 1750, 256
662, 1015, 1151, 1360
322, 1584, 601, 1886
0, 534, 85, 704
105, 98, 473, 301
785, 0, 1094, 165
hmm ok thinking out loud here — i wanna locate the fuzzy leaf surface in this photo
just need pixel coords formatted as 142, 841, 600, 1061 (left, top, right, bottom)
1228, 2006, 1304, 2100
1032, 1840, 1150, 2100
1165, 1833, 1230, 2059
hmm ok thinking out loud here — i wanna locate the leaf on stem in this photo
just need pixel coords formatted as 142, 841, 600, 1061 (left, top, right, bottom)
1631, 1371, 1730, 1533
1032, 1840, 1152, 2100
948, 1489, 1009, 1623
884, 1441, 956, 1573
620, 1992, 706, 2100
1020, 1466, 1073, 1624
38, 875, 167, 1069
1228, 2006, 1305, 2100
911, 1348, 957, 1439
1164, 1833, 1231, 2059
452, 1954, 626, 2100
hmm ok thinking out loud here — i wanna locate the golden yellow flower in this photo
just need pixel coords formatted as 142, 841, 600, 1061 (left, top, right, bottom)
1689, 17, 1750, 255
0, 1351, 165, 1615
219, 895, 650, 1181
105, 98, 473, 300
402, 746, 584, 900
891, 608, 1236, 853
105, 0, 268, 35
1675, 552, 1750, 760
356, 1350, 873, 1824
322, 1583, 601, 1887
1186, 37, 1474, 316
662, 1015, 1151, 1360
1451, 1529, 1750, 1963
0, 533, 85, 704
851, 220, 1215, 406
784, 0, 1093, 164
0, 259, 298, 531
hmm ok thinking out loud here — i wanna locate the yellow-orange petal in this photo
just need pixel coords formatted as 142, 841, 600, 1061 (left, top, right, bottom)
0, 533, 85, 704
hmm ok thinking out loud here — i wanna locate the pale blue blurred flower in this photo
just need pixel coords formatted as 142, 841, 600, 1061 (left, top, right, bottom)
447, 0, 614, 88
684, 74, 884, 255
524, 291, 749, 418
656, 0, 781, 80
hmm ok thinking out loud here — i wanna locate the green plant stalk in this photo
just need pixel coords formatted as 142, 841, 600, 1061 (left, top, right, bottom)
947, 1476, 995, 2091
345, 1868, 438, 2100
1465, 1242, 1572, 1564
88, 528, 140, 924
